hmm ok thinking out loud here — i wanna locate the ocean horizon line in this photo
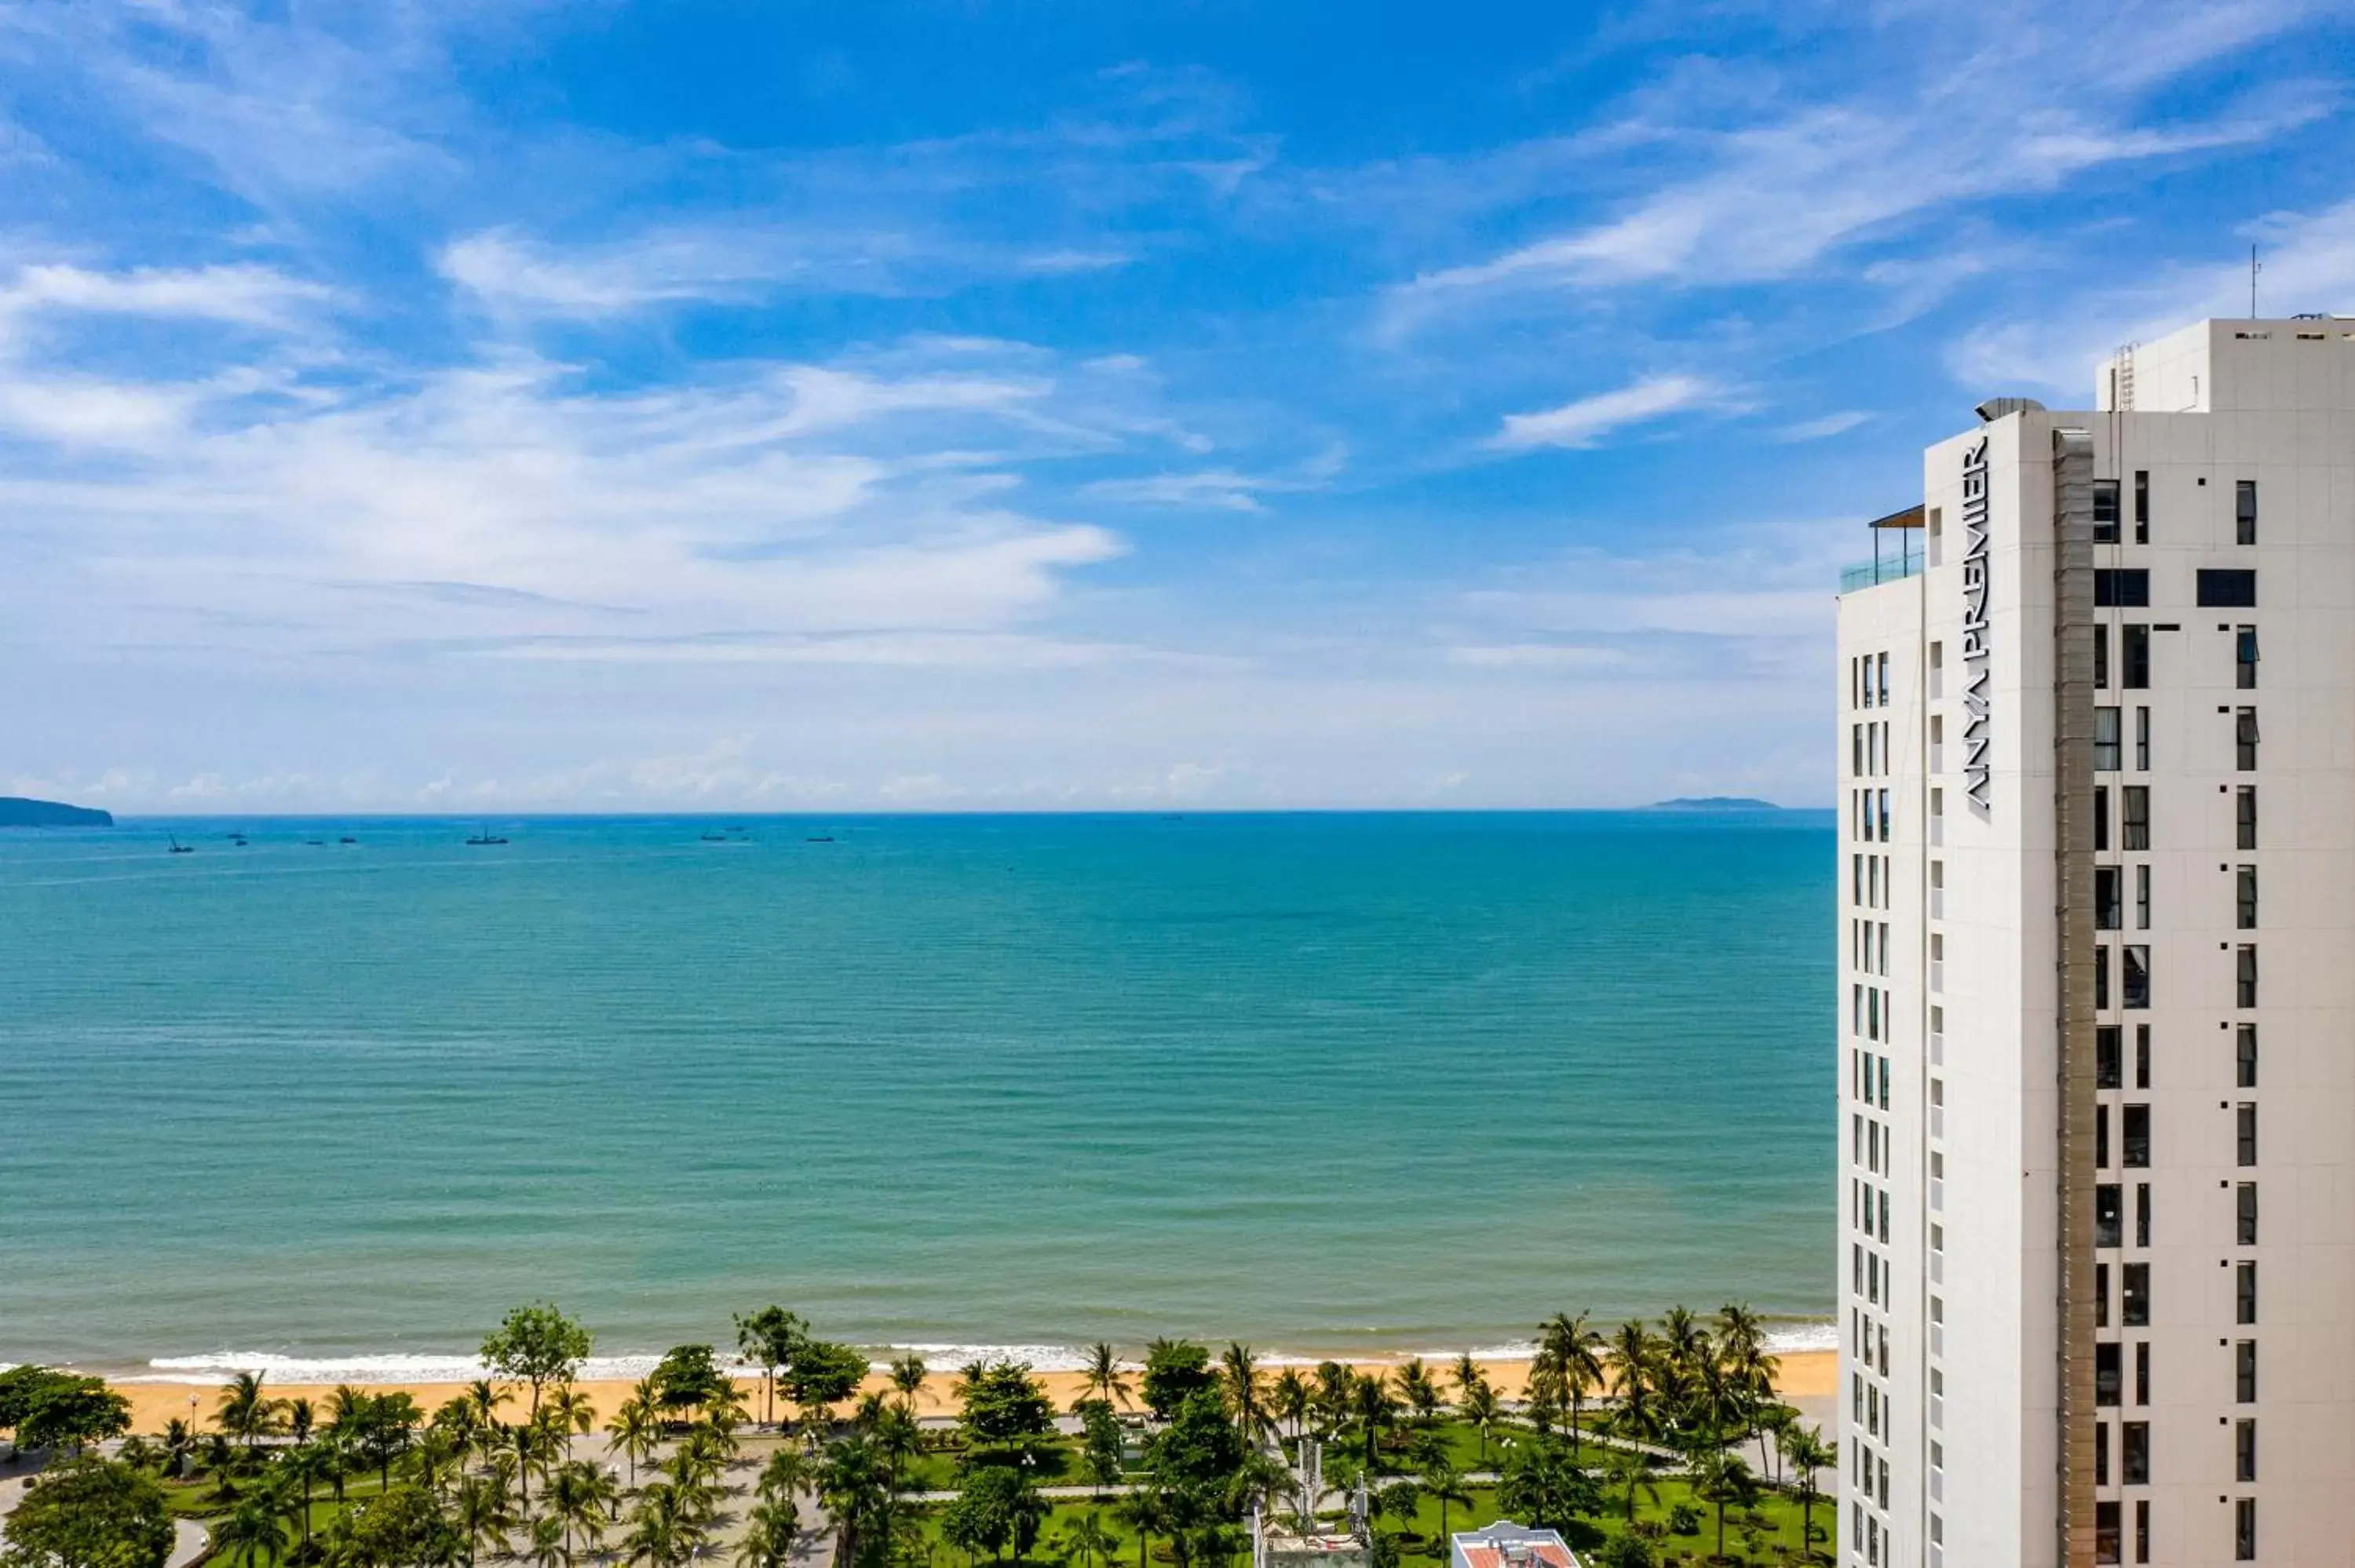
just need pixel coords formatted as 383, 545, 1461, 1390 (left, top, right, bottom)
72, 806, 1837, 822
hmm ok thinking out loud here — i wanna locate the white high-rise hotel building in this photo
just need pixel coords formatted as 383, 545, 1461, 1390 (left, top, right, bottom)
1835, 318, 2355, 1567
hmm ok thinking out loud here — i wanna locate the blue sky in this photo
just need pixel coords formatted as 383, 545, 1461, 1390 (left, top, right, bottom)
4, 0, 2352, 811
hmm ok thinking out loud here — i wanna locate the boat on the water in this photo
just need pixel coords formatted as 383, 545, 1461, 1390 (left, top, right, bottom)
167, 835, 193, 855
464, 824, 509, 846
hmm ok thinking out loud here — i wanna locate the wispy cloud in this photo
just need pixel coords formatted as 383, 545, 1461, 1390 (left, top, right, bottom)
1773, 410, 1870, 443
1488, 375, 1714, 450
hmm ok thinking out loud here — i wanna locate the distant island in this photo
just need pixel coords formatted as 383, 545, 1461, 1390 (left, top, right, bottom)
1648, 796, 1780, 811
0, 795, 114, 827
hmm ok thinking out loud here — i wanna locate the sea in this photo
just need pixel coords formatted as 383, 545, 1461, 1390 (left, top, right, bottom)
0, 811, 1835, 1383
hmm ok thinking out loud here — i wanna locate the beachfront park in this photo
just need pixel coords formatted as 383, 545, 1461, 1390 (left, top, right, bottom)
0, 1305, 1835, 1568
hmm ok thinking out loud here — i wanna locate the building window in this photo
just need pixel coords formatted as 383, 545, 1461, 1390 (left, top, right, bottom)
2121, 1262, 2149, 1326
2094, 480, 2121, 542
2094, 706, 2122, 771
2133, 470, 2149, 542
2201, 568, 2258, 607
1876, 651, 1889, 706
2122, 1103, 2150, 1166
2135, 706, 2150, 770
2135, 1023, 2150, 1087
2122, 1421, 2149, 1484
2095, 1501, 2120, 1565
2095, 1418, 2111, 1482
2123, 945, 2150, 1009
2236, 785, 2257, 848
2123, 623, 2150, 688
2135, 1340, 2150, 1405
2096, 868, 2123, 929
2095, 1182, 2122, 1245
2094, 624, 2112, 687
2236, 625, 2258, 689
2237, 1103, 2258, 1166
2237, 1023, 2258, 1087
2122, 786, 2150, 849
2134, 1500, 2150, 1564
2096, 568, 2151, 607
2236, 864, 2257, 928
2236, 1419, 2258, 1482
2238, 1181, 2258, 1245
2236, 1340, 2258, 1402
2096, 1261, 2111, 1327
2135, 1181, 2151, 1246
2235, 1498, 2256, 1562
2097, 1103, 2111, 1168
2236, 480, 2258, 545
2097, 1026, 2123, 1088
2238, 1261, 2258, 1325
2135, 865, 2150, 930
2095, 1342, 2121, 1405
2094, 786, 2110, 851
2237, 944, 2258, 1008
2095, 946, 2112, 1011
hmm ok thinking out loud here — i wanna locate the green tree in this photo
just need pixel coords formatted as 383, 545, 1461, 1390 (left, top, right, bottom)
940, 1464, 1044, 1565
1217, 1346, 1265, 1438
1780, 1424, 1836, 1565
737, 1497, 798, 1568
735, 1307, 806, 1428
816, 1435, 893, 1568
215, 1374, 284, 1453
1419, 1461, 1470, 1555
648, 1345, 728, 1425
214, 1500, 285, 1568
1, 1372, 132, 1458
324, 1484, 460, 1568
1456, 1380, 1499, 1463
480, 1305, 593, 1423
1590, 1537, 1655, 1568
781, 1339, 870, 1429
619, 1483, 696, 1568
356, 1394, 422, 1493
604, 1394, 659, 1486
1495, 1435, 1599, 1537
450, 1473, 515, 1568
1138, 1342, 1213, 1422
1268, 1370, 1310, 1442
1078, 1402, 1125, 1500
1687, 1449, 1758, 1566
955, 1362, 1056, 1456
1050, 1512, 1122, 1568
0, 1460, 173, 1568
1393, 1361, 1440, 1431
1536, 1315, 1605, 1461
1079, 1345, 1130, 1412
1143, 1391, 1247, 1568
890, 1355, 929, 1413
1347, 1372, 1397, 1472
1596, 1447, 1659, 1525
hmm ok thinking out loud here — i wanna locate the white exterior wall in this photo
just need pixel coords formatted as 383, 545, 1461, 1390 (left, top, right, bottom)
1835, 320, 2355, 1567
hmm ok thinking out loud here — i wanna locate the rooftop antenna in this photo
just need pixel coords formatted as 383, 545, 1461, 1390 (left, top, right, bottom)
2251, 244, 2262, 319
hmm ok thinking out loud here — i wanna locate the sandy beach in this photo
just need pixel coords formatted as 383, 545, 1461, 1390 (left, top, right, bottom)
105, 1351, 1833, 1434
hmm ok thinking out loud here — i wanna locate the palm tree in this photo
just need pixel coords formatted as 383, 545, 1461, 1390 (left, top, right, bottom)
1081, 1344, 1132, 1410
871, 1403, 921, 1493
1604, 1323, 1653, 1424
1053, 1511, 1122, 1568
816, 1435, 890, 1568
739, 1496, 798, 1568
546, 1387, 595, 1460
1218, 1345, 1266, 1437
551, 1460, 620, 1566
1537, 1314, 1605, 1461
466, 1379, 511, 1430
217, 1373, 285, 1452
267, 1463, 316, 1564
1689, 1449, 1758, 1565
605, 1395, 659, 1487
1597, 1446, 1660, 1524
215, 1497, 286, 1568
1268, 1369, 1311, 1442
1450, 1355, 1483, 1410
1395, 1360, 1440, 1431
890, 1355, 928, 1413
452, 1471, 517, 1568
287, 1399, 315, 1447
623, 1482, 699, 1568
162, 1418, 195, 1480
1456, 1380, 1499, 1462
1419, 1460, 1470, 1552
1114, 1482, 1167, 1568
1348, 1371, 1397, 1472
528, 1514, 568, 1568
1781, 1424, 1836, 1564
759, 1443, 812, 1504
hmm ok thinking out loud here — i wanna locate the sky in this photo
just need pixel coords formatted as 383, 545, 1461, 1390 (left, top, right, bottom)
3, 0, 2353, 813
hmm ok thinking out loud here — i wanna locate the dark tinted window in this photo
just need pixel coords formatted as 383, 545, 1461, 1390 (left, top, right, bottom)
2097, 568, 2151, 607
2200, 569, 2258, 607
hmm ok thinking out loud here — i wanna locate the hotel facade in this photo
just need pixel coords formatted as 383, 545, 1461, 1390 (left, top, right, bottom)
1835, 318, 2355, 1566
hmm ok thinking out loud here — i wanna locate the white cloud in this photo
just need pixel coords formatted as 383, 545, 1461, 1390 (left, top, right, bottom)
1773, 410, 1871, 443
1488, 375, 1714, 450
2, 263, 333, 327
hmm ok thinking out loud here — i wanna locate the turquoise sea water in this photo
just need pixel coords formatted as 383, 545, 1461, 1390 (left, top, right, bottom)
0, 812, 1833, 1379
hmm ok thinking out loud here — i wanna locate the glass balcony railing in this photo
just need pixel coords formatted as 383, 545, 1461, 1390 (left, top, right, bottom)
1841, 550, 1924, 593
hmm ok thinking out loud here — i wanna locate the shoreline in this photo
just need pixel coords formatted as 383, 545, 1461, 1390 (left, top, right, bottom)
93, 1351, 1836, 1434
